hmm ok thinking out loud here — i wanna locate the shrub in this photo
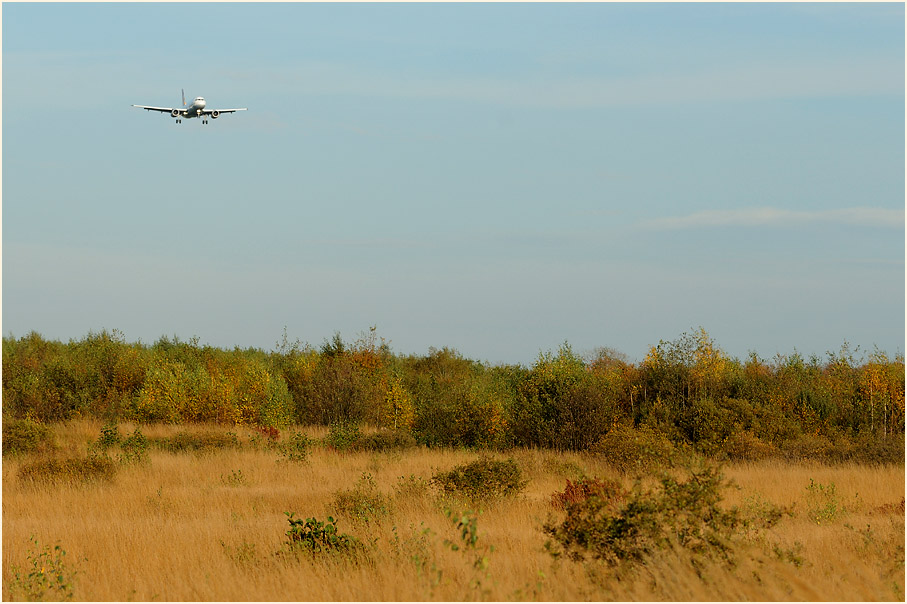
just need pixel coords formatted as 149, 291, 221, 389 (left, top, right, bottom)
431, 457, 527, 501
543, 461, 742, 567
723, 431, 779, 462
283, 513, 361, 559
325, 420, 361, 452
18, 455, 117, 485
8, 536, 78, 601
331, 472, 391, 524
353, 429, 417, 452
393, 474, 430, 501
2, 418, 54, 457
96, 422, 121, 450
779, 433, 834, 462
550, 477, 627, 511
590, 424, 677, 474
276, 431, 311, 464
804, 479, 844, 524
118, 427, 149, 465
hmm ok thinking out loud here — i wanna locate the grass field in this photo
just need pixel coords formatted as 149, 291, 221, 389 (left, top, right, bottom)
3, 420, 904, 601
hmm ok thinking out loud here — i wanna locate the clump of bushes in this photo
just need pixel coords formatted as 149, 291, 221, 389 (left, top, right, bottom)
118, 427, 150, 465
431, 457, 527, 501
325, 420, 362, 452
393, 474, 430, 502
550, 477, 627, 511
543, 461, 743, 568
282, 513, 362, 560
18, 455, 117, 485
2, 418, 55, 457
276, 431, 312, 463
723, 431, 779, 462
90, 423, 149, 465
590, 424, 677, 474
353, 429, 417, 452
331, 472, 391, 524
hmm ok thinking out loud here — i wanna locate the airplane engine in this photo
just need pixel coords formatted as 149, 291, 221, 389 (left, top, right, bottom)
210, 111, 220, 119
171, 109, 181, 118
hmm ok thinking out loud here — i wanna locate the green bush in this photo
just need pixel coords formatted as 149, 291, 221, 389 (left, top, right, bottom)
283, 513, 361, 559
276, 431, 311, 464
18, 455, 117, 485
331, 472, 391, 524
723, 431, 779, 462
393, 474, 430, 501
353, 429, 417, 452
118, 427, 149, 465
96, 422, 121, 450
2, 418, 54, 457
8, 536, 78, 601
543, 461, 742, 567
590, 424, 677, 474
325, 420, 361, 452
779, 433, 834, 462
431, 457, 527, 501
550, 477, 627, 511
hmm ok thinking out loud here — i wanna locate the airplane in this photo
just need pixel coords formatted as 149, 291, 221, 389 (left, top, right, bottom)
132, 89, 247, 124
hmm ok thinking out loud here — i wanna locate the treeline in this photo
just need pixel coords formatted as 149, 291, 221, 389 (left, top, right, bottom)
3, 328, 904, 460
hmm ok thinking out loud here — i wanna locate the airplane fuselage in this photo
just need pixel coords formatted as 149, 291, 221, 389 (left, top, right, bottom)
132, 91, 246, 125
180, 97, 206, 118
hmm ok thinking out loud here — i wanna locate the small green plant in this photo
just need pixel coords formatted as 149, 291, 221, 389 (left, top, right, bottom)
2, 418, 55, 457
18, 456, 117, 485
443, 509, 495, 598
431, 457, 527, 501
326, 420, 362, 452
332, 472, 391, 524
221, 469, 246, 487
8, 536, 78, 601
283, 513, 361, 560
96, 422, 121, 450
276, 431, 311, 464
118, 427, 149, 465
805, 479, 843, 524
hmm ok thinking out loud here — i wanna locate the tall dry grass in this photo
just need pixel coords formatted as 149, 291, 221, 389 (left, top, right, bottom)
2, 421, 903, 601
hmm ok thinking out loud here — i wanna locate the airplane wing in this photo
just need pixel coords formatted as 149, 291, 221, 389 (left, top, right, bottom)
132, 105, 178, 113
200, 108, 248, 115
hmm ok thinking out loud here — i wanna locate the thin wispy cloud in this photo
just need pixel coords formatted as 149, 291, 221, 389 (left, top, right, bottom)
279, 54, 904, 109
644, 206, 905, 230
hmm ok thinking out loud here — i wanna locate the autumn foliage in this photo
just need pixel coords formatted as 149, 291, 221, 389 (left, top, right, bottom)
3, 327, 903, 462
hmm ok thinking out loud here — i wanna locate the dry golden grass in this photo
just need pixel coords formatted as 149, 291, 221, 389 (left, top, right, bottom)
2, 421, 904, 601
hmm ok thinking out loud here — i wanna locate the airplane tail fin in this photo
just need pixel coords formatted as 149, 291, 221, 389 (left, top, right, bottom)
182, 89, 186, 107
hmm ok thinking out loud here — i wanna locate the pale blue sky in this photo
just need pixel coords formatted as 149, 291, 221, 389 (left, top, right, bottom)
3, 2, 904, 365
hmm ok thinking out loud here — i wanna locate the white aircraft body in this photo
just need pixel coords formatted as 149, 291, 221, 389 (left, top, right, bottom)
132, 89, 247, 124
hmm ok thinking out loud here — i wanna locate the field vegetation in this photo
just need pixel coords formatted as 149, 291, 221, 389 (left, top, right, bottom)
3, 327, 904, 600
